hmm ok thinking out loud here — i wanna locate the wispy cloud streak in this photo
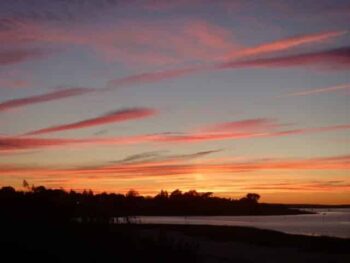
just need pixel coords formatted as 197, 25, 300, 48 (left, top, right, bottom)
1, 31, 348, 111
107, 46, 350, 91
226, 31, 347, 59
111, 149, 222, 165
0, 134, 159, 151
159, 124, 350, 143
0, 19, 236, 65
25, 108, 157, 135
3, 45, 348, 112
0, 87, 93, 112
279, 84, 350, 98
1, 121, 350, 152
221, 46, 350, 69
201, 119, 279, 132
106, 66, 206, 88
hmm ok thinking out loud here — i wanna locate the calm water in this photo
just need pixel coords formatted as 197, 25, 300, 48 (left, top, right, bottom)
137, 208, 350, 238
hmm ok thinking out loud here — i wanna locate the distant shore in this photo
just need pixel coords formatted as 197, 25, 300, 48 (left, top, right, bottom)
287, 204, 350, 209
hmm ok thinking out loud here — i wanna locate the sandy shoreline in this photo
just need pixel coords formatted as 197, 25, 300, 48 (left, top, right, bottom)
1, 217, 349, 262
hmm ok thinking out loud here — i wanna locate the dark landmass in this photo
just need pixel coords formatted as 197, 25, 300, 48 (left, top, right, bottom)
0, 186, 307, 221
1, 186, 349, 262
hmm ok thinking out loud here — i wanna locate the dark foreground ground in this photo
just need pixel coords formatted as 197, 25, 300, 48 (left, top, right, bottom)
0, 217, 349, 263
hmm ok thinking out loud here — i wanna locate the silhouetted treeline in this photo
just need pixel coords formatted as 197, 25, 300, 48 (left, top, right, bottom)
0, 185, 303, 223
1, 186, 347, 263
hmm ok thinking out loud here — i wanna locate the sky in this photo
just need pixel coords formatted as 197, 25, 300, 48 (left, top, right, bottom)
0, 0, 349, 204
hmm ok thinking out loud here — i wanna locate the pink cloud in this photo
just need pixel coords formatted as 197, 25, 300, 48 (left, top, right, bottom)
159, 123, 350, 143
106, 66, 206, 88
279, 83, 350, 97
226, 30, 347, 59
106, 46, 350, 92
0, 87, 93, 112
1, 17, 347, 88
6, 47, 347, 113
0, 134, 159, 152
272, 124, 350, 137
1, 121, 350, 152
0, 48, 46, 66
0, 29, 344, 121
91, 20, 237, 64
155, 131, 266, 143
0, 19, 236, 66
0, 12, 347, 69
221, 46, 350, 70
24, 108, 157, 136
0, 136, 82, 151
201, 119, 279, 133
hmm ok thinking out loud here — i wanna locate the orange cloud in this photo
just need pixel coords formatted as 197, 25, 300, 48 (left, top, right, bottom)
2, 154, 349, 200
24, 108, 157, 136
243, 181, 350, 192
1, 155, 349, 179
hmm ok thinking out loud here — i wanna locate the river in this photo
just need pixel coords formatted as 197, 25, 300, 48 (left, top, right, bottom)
136, 208, 350, 238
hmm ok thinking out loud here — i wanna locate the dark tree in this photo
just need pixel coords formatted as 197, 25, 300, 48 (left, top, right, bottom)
246, 193, 260, 203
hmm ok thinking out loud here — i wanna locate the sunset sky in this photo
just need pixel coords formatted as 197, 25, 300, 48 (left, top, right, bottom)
0, 0, 349, 204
